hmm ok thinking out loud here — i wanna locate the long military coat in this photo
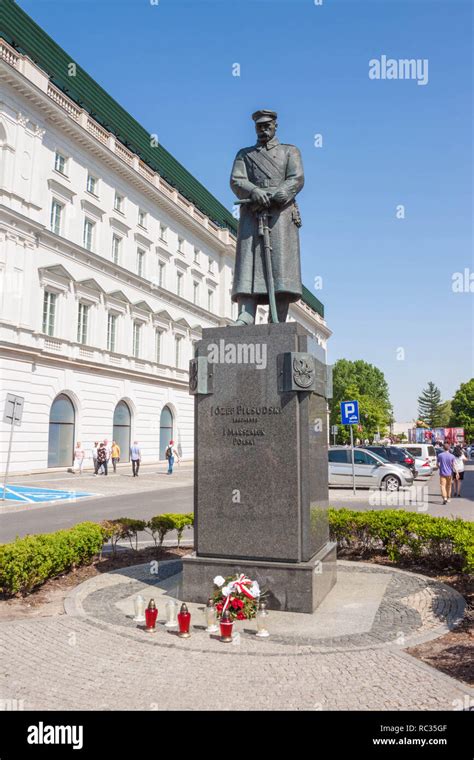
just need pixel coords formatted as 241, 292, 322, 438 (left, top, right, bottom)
230, 137, 304, 303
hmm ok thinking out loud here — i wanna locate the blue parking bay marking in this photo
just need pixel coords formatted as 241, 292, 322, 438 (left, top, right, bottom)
1, 485, 93, 503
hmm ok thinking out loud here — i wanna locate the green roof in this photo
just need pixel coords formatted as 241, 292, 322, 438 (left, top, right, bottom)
0, 0, 324, 319
302, 286, 324, 318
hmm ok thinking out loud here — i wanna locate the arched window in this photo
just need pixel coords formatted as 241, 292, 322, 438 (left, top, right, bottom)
48, 394, 75, 467
113, 401, 131, 463
159, 405, 174, 460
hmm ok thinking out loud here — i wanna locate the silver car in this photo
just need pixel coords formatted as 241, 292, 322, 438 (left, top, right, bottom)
328, 447, 414, 491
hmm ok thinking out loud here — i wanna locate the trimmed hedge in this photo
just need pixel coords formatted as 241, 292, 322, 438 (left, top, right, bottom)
327, 508, 474, 574
3, 509, 470, 598
0, 522, 110, 596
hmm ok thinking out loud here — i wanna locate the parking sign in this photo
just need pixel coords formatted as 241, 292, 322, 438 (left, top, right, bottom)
341, 400, 359, 425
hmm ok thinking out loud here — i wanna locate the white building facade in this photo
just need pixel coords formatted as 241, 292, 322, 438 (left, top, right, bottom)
0, 18, 330, 474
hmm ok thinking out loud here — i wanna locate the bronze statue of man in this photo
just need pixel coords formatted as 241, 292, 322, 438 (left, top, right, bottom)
230, 110, 304, 324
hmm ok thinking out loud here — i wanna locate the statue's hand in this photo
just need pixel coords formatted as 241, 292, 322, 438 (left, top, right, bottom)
250, 188, 271, 207
271, 188, 291, 205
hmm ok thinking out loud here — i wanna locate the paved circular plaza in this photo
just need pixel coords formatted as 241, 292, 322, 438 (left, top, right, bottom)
1, 560, 471, 711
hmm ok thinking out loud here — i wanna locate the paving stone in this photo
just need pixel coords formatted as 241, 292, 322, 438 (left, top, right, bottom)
0, 560, 471, 710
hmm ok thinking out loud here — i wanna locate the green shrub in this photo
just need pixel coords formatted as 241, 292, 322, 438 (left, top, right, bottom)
148, 513, 194, 548
103, 518, 147, 553
172, 513, 194, 548
0, 522, 108, 596
146, 515, 176, 546
325, 508, 474, 574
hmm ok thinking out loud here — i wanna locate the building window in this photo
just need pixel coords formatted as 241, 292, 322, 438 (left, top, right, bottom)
42, 291, 56, 336
107, 313, 117, 352
113, 401, 131, 463
208, 289, 214, 312
137, 248, 145, 277
193, 281, 199, 305
160, 224, 168, 242
159, 405, 174, 460
50, 200, 63, 235
112, 235, 121, 265
54, 151, 67, 175
176, 271, 183, 297
178, 236, 184, 254
83, 218, 94, 251
208, 258, 214, 274
138, 209, 147, 228
114, 192, 124, 213
77, 302, 89, 344
48, 394, 75, 468
194, 247, 200, 264
133, 322, 141, 358
86, 174, 97, 195
155, 329, 162, 363
175, 335, 182, 368
158, 261, 165, 288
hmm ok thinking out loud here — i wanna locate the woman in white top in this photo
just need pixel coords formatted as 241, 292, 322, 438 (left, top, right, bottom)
451, 445, 467, 497
73, 442, 85, 474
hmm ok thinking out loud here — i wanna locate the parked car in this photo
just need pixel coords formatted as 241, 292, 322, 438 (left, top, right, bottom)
392, 443, 437, 470
328, 447, 414, 491
413, 456, 433, 478
365, 446, 418, 478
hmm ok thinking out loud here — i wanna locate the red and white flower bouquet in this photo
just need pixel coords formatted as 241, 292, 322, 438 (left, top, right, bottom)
211, 573, 264, 621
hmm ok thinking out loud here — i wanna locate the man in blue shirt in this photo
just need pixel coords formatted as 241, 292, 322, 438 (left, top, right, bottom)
130, 441, 141, 477
437, 443, 456, 504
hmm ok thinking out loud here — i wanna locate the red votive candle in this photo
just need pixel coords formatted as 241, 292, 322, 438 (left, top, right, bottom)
177, 603, 191, 638
145, 599, 158, 631
220, 610, 233, 642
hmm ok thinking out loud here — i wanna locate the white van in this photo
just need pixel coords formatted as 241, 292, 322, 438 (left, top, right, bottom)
393, 443, 437, 469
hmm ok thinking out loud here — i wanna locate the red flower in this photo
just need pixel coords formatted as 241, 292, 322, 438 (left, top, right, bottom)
237, 612, 246, 620
216, 603, 223, 612
231, 598, 242, 610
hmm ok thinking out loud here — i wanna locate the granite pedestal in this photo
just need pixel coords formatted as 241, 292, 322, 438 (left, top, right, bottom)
182, 322, 336, 613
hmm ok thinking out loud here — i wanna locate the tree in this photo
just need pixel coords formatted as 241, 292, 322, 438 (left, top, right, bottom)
438, 400, 452, 427
329, 359, 392, 443
450, 379, 474, 439
417, 382, 443, 427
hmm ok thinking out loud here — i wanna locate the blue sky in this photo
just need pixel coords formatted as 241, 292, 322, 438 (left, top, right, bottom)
18, 0, 473, 422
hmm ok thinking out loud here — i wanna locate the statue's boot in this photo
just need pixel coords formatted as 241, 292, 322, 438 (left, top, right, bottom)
234, 309, 255, 326
234, 313, 254, 326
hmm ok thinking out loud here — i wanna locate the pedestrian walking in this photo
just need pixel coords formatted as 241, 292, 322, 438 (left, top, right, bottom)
451, 445, 467, 498
130, 441, 141, 477
437, 442, 456, 505
96, 441, 108, 476
92, 441, 99, 475
111, 440, 121, 473
165, 440, 180, 474
73, 442, 85, 474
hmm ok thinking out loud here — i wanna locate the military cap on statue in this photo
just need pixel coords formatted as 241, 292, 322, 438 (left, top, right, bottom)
251, 109, 278, 123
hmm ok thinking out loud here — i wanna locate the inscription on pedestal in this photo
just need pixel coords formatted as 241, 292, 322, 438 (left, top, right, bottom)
211, 404, 281, 447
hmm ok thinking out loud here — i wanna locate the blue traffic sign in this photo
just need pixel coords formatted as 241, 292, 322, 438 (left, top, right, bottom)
341, 400, 360, 425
